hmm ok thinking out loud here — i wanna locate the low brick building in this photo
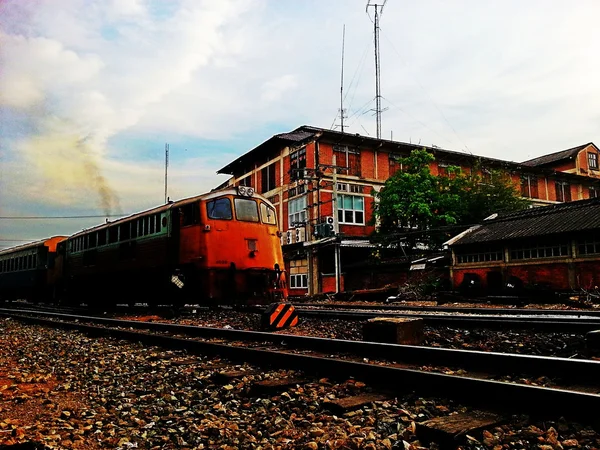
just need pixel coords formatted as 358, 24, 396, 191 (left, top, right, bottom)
216, 125, 600, 295
447, 198, 600, 294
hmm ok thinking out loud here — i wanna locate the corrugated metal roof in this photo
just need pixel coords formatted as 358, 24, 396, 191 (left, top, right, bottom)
521, 143, 593, 167
450, 198, 600, 246
275, 130, 315, 142
340, 239, 375, 248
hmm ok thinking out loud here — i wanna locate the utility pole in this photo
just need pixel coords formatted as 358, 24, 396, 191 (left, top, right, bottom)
164, 143, 169, 204
366, 1, 386, 139
332, 155, 341, 294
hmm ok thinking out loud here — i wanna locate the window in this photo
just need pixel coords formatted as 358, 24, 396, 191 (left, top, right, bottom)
578, 234, 600, 255
260, 163, 277, 193
260, 203, 277, 225
181, 202, 200, 226
590, 186, 599, 198
389, 155, 403, 177
234, 198, 259, 222
456, 247, 504, 264
510, 241, 569, 260
108, 226, 118, 244
520, 175, 538, 198
239, 176, 252, 187
290, 147, 307, 181
337, 194, 364, 225
288, 196, 307, 227
555, 181, 571, 202
337, 183, 361, 193
120, 222, 131, 241
437, 161, 449, 176
288, 185, 305, 198
333, 145, 361, 176
207, 198, 232, 220
97, 230, 107, 246
289, 274, 308, 289
588, 152, 598, 170
89, 232, 97, 248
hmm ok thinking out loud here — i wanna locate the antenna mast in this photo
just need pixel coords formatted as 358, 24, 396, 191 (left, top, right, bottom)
366, 1, 386, 139
164, 143, 169, 203
339, 24, 347, 133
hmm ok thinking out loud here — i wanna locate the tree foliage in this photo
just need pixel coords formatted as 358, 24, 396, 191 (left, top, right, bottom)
371, 149, 528, 249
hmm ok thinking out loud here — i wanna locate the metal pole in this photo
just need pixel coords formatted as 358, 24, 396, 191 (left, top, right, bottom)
164, 143, 169, 204
374, 6, 381, 139
333, 155, 341, 293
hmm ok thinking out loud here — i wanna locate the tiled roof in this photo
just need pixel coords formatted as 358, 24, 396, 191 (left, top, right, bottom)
521, 143, 592, 167
450, 198, 600, 246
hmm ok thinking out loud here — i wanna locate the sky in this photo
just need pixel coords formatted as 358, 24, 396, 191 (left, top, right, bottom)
1, 0, 599, 248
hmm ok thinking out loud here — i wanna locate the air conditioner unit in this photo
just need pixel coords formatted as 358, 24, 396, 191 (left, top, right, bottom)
280, 234, 286, 247
286, 231, 292, 245
295, 227, 306, 243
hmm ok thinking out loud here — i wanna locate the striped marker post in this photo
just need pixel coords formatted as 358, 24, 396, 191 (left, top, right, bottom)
261, 303, 299, 330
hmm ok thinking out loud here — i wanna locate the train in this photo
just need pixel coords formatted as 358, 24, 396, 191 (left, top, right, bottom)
0, 187, 288, 306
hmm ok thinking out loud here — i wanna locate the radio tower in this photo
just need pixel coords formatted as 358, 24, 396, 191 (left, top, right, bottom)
339, 24, 347, 133
366, 1, 386, 139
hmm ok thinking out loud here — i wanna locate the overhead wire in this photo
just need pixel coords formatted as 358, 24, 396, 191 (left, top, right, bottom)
379, 27, 472, 153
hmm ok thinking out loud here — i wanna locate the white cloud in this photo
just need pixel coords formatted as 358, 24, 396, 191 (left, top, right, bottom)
1, 0, 600, 243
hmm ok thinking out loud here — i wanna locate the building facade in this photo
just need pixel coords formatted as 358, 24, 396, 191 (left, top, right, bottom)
447, 198, 600, 294
216, 125, 600, 296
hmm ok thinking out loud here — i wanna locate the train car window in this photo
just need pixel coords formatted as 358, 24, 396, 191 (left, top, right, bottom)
27, 255, 32, 269
32, 255, 37, 268
98, 230, 107, 246
156, 214, 162, 232
131, 220, 138, 238
149, 215, 156, 234
108, 226, 118, 244
89, 232, 97, 248
234, 198, 259, 222
207, 198, 232, 220
120, 222, 131, 241
181, 203, 201, 226
260, 203, 277, 225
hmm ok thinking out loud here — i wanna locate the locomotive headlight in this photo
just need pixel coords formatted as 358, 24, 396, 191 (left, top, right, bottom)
236, 186, 254, 197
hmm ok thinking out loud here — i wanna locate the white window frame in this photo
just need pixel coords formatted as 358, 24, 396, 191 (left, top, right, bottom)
588, 152, 598, 170
337, 194, 365, 225
288, 196, 307, 228
289, 273, 308, 289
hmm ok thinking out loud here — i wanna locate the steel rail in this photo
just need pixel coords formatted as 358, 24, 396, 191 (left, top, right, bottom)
294, 302, 600, 318
291, 308, 600, 333
3, 312, 600, 423
1, 308, 599, 385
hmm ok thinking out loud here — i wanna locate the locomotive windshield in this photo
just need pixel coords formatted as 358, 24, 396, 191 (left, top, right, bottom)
260, 203, 276, 225
207, 198, 233, 219
234, 198, 259, 222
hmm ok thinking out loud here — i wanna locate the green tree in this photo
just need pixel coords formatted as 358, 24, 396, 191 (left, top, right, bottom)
371, 149, 527, 251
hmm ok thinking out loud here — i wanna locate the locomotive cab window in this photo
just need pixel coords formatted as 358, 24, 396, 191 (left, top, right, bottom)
234, 198, 259, 222
260, 203, 277, 225
181, 202, 201, 226
207, 198, 232, 220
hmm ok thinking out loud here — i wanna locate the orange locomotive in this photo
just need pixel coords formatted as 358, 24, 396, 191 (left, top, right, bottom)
1, 187, 287, 306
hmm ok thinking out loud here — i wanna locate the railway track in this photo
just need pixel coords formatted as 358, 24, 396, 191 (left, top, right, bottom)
2, 307, 599, 424
288, 307, 600, 333
294, 301, 600, 317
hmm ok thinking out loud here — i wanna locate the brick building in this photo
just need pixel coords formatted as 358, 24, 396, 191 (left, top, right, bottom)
216, 125, 600, 296
447, 198, 600, 294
